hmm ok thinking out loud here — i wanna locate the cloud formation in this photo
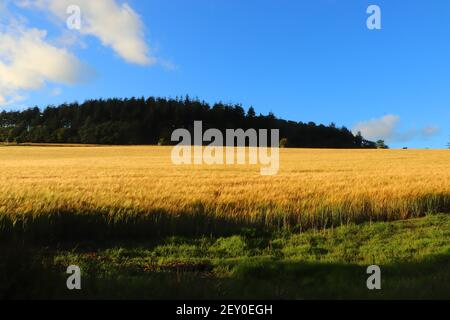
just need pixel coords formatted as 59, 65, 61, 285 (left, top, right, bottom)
15, 0, 153, 65
0, 0, 154, 105
353, 115, 400, 141
353, 115, 439, 143
0, 24, 90, 105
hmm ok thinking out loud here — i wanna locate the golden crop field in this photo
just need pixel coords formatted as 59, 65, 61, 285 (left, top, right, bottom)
0, 146, 449, 239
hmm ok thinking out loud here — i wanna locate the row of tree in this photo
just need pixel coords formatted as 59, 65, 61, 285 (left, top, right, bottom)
0, 96, 378, 148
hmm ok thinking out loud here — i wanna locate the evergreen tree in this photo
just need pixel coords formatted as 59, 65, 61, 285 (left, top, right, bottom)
0, 96, 376, 148
376, 140, 389, 149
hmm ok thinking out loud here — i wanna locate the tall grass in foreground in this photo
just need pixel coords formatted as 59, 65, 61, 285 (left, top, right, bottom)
0, 147, 449, 240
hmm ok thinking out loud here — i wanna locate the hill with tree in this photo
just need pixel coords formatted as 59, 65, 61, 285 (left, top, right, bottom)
0, 96, 376, 148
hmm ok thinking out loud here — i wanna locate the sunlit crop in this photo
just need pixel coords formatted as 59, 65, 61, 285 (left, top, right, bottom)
0, 146, 449, 239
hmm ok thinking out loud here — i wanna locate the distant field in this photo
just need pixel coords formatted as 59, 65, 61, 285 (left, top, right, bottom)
0, 146, 449, 240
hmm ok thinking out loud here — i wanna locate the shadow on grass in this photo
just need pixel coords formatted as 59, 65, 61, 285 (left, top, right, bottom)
1, 245, 448, 300
0, 208, 266, 243
1, 194, 450, 243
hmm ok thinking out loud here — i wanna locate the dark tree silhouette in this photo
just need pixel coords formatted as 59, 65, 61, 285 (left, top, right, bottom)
0, 96, 376, 148
376, 140, 389, 149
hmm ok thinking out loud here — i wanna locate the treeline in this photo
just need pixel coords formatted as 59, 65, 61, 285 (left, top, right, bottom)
0, 96, 376, 148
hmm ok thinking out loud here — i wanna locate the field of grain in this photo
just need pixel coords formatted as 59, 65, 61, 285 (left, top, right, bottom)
0, 146, 449, 240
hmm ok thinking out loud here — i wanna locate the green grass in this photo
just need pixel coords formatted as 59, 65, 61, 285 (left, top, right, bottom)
1, 214, 449, 299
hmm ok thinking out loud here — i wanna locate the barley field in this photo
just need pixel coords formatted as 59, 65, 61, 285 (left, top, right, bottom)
0, 146, 449, 240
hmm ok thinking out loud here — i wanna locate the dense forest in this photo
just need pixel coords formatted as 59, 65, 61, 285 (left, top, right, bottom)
0, 96, 376, 148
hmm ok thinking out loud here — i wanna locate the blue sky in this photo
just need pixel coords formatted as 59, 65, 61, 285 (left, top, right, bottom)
1, 0, 449, 148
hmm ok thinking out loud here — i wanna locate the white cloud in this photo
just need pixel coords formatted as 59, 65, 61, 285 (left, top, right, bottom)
422, 126, 440, 137
0, 24, 91, 105
0, 0, 153, 106
353, 115, 439, 142
15, 0, 153, 65
353, 115, 400, 141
